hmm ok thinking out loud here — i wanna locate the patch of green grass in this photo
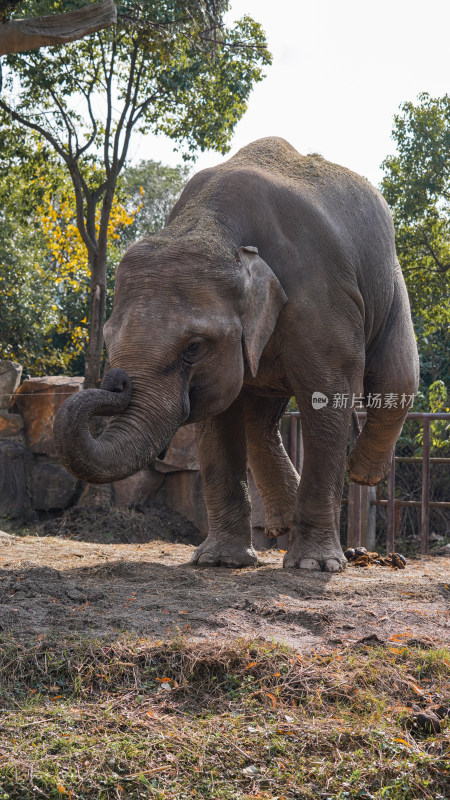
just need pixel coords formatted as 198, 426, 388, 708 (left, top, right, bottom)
0, 635, 448, 799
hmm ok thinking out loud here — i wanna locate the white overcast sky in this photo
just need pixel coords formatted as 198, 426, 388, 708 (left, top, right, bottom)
130, 0, 450, 188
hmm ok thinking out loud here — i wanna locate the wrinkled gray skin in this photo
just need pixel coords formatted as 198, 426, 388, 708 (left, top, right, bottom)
54, 138, 419, 572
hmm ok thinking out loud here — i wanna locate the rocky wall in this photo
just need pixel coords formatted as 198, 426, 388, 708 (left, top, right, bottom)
0, 361, 275, 546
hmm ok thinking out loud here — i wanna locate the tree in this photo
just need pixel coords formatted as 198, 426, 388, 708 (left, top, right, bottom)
35, 167, 137, 372
0, 149, 61, 373
0, 0, 116, 55
381, 93, 450, 393
0, 152, 189, 374
381, 94, 449, 538
0, 0, 271, 387
120, 159, 189, 242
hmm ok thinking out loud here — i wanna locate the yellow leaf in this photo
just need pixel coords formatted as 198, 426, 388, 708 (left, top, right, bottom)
393, 738, 412, 747
266, 692, 277, 708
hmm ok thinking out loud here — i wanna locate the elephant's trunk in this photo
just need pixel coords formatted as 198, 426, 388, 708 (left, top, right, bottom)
53, 367, 183, 483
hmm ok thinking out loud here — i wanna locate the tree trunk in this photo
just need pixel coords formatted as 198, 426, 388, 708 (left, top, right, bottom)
84, 251, 107, 389
0, 0, 116, 56
83, 188, 114, 389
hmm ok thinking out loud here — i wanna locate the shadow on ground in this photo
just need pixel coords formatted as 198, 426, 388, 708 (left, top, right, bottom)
0, 535, 449, 651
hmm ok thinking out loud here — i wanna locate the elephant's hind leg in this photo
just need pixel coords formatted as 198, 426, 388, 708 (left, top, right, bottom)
245, 395, 299, 540
348, 272, 419, 486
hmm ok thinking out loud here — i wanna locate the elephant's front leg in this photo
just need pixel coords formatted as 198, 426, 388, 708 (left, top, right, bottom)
284, 389, 354, 573
190, 396, 259, 567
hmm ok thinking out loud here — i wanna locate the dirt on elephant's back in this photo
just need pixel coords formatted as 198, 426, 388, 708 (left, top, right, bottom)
0, 531, 448, 650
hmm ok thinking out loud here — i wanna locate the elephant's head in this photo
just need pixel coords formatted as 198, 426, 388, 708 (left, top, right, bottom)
54, 239, 287, 483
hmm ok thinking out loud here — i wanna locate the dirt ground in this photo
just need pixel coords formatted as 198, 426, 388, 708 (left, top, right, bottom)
1, 516, 449, 650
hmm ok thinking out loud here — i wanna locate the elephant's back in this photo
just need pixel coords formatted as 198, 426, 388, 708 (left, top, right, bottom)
224, 137, 370, 195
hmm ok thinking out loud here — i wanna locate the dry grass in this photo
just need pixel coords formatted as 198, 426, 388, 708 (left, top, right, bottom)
0, 635, 448, 799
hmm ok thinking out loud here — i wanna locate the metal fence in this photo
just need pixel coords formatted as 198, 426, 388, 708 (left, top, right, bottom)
284, 411, 450, 555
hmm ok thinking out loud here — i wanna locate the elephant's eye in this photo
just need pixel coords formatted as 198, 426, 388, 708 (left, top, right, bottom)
182, 339, 203, 363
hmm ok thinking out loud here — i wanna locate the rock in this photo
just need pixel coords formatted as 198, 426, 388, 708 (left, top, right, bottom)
112, 467, 164, 507
77, 483, 113, 509
0, 530, 17, 542
0, 361, 22, 410
431, 543, 450, 557
0, 410, 24, 439
65, 588, 87, 603
30, 460, 81, 511
158, 470, 208, 531
432, 703, 450, 720
355, 633, 386, 646
0, 440, 32, 518
405, 638, 434, 649
406, 711, 442, 735
155, 424, 199, 472
242, 766, 260, 778
11, 375, 83, 456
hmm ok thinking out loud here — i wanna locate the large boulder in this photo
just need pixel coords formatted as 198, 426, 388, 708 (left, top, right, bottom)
0, 361, 22, 410
0, 410, 24, 440
11, 376, 83, 456
155, 425, 199, 473
77, 483, 113, 509
0, 440, 32, 518
112, 467, 164, 507
29, 460, 81, 511
77, 468, 164, 509
158, 470, 208, 532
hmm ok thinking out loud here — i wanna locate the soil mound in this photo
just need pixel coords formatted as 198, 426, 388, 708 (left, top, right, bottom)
35, 504, 203, 546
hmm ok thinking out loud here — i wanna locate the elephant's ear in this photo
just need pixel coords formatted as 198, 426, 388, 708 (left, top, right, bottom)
238, 246, 288, 378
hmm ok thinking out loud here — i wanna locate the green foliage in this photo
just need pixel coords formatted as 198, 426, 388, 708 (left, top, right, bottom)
120, 159, 189, 242
0, 139, 63, 373
374, 95, 450, 547
0, 0, 270, 383
1, 0, 270, 171
381, 93, 450, 392
0, 152, 186, 374
0, 0, 21, 23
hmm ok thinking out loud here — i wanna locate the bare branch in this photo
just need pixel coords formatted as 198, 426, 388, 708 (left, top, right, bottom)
73, 53, 101, 159
99, 33, 116, 178
111, 39, 139, 172
47, 85, 78, 153
0, 95, 67, 162
422, 234, 450, 273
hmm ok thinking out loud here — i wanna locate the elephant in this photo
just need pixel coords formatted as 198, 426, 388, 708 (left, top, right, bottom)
54, 137, 419, 572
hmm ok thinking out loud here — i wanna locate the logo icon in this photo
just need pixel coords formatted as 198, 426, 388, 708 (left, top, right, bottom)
312, 391, 328, 410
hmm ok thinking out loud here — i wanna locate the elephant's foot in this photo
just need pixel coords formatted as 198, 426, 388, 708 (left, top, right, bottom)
347, 446, 392, 486
283, 528, 346, 572
190, 535, 259, 568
